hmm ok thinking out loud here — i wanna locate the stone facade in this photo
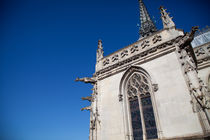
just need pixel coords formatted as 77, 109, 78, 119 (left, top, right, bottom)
76, 1, 210, 140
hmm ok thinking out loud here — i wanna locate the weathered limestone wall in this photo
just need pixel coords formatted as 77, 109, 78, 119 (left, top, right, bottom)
97, 52, 203, 140
97, 72, 125, 140
139, 52, 203, 138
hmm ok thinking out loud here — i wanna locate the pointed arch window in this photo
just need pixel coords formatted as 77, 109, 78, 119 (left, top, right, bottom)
127, 73, 158, 140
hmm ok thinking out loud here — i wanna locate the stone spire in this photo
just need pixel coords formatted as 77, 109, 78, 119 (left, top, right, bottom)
160, 6, 175, 29
138, 0, 157, 38
96, 40, 104, 62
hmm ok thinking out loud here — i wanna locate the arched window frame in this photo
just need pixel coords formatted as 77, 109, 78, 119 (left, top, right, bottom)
119, 66, 161, 140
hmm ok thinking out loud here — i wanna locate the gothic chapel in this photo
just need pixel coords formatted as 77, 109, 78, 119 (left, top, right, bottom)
76, 0, 210, 139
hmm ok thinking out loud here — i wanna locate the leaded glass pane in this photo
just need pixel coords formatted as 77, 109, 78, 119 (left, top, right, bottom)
129, 98, 143, 140
141, 96, 158, 139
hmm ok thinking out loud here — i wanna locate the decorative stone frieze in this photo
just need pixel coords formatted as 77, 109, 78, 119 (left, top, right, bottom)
95, 28, 184, 73
130, 45, 139, 53
121, 50, 129, 58
103, 58, 110, 66
152, 34, 162, 44
95, 38, 177, 79
141, 39, 150, 49
193, 43, 210, 69
111, 54, 119, 62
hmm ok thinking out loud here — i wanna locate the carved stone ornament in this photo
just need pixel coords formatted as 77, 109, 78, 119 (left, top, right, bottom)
178, 26, 198, 49
152, 34, 162, 44
130, 45, 139, 53
195, 48, 205, 57
159, 6, 175, 29
121, 50, 129, 58
111, 54, 119, 62
118, 94, 123, 102
152, 84, 159, 92
199, 79, 210, 109
184, 62, 195, 74
96, 38, 176, 78
103, 58, 110, 66
141, 40, 150, 49
127, 73, 150, 99
97, 40, 104, 62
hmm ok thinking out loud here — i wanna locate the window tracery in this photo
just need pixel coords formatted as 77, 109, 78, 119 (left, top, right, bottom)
127, 73, 157, 139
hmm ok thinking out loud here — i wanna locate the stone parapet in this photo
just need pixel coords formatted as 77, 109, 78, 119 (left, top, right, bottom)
95, 28, 184, 79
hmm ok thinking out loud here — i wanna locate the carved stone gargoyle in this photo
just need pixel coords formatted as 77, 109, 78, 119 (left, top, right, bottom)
81, 96, 93, 102
75, 77, 96, 84
81, 106, 92, 111
179, 26, 199, 67
180, 26, 198, 49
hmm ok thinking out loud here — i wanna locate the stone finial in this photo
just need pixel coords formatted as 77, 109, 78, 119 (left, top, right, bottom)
97, 39, 104, 62
160, 6, 175, 29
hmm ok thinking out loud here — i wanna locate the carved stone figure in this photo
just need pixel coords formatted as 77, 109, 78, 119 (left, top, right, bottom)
180, 26, 199, 49
152, 84, 159, 92
178, 26, 199, 67
97, 40, 104, 62
75, 77, 96, 84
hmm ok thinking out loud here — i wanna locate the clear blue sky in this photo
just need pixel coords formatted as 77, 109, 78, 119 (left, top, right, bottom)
0, 0, 209, 140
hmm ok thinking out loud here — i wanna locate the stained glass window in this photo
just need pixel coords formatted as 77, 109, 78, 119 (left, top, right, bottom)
127, 73, 158, 140
141, 95, 158, 139
130, 98, 143, 140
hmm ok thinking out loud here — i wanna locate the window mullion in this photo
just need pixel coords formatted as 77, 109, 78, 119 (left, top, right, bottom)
138, 94, 147, 140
